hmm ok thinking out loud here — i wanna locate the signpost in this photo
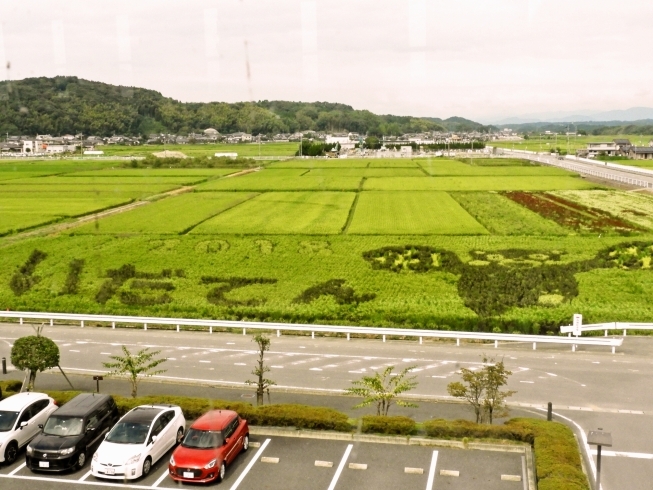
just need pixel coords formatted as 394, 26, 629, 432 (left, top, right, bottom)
573, 314, 583, 337
588, 428, 612, 490
92, 375, 104, 393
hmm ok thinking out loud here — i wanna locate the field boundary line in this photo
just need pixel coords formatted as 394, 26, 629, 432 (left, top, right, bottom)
179, 192, 261, 235
341, 178, 365, 234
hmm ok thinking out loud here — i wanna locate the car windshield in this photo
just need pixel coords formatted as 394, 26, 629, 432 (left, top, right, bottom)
0, 411, 19, 432
43, 416, 85, 436
105, 422, 150, 444
182, 429, 224, 449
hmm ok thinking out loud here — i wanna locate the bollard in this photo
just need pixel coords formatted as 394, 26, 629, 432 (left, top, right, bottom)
547, 402, 552, 421
347, 333, 350, 341
532, 342, 536, 350
572, 344, 576, 352
419, 337, 422, 345
112, 322, 115, 329
456, 338, 460, 346
20, 317, 23, 325
382, 335, 386, 343
604, 330, 607, 337
209, 326, 212, 334
623, 329, 627, 336
494, 340, 498, 349
243, 328, 246, 335
50, 319, 53, 326
1, 357, 6, 375
176, 325, 180, 332
311, 332, 314, 339
81, 320, 84, 328
277, 330, 280, 337
144, 323, 147, 331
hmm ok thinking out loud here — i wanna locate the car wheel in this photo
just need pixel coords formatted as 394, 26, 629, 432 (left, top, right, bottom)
4, 441, 18, 465
217, 461, 226, 482
142, 457, 152, 477
176, 427, 184, 445
76, 451, 87, 469
242, 434, 249, 452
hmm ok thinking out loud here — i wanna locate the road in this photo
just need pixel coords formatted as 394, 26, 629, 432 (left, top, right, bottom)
1, 323, 652, 490
501, 148, 653, 190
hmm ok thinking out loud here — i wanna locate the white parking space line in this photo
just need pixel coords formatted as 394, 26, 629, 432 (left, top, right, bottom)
0, 473, 154, 489
228, 438, 271, 490
151, 467, 171, 487
9, 463, 26, 476
78, 470, 92, 481
327, 444, 353, 490
425, 451, 438, 490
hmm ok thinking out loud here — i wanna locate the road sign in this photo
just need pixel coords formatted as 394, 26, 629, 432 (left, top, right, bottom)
573, 314, 583, 336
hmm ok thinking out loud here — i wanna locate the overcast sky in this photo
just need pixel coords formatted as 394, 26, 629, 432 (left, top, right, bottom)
1, 0, 652, 122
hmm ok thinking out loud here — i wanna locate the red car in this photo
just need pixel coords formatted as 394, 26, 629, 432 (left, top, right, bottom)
169, 410, 249, 483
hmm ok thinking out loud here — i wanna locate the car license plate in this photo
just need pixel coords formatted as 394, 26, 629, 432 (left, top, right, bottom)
183, 471, 194, 478
105, 467, 115, 475
39, 461, 50, 468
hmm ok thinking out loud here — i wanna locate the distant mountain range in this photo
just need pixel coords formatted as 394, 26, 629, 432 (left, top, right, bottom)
491, 107, 653, 125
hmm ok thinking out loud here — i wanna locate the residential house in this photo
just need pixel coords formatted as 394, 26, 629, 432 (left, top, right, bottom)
613, 138, 632, 155
587, 142, 618, 157
629, 147, 653, 160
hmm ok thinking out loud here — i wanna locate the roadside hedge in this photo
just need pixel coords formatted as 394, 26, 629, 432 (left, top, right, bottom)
424, 418, 588, 490
41, 392, 350, 432
361, 415, 417, 435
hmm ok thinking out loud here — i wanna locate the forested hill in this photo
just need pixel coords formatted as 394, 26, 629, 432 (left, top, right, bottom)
0, 77, 488, 137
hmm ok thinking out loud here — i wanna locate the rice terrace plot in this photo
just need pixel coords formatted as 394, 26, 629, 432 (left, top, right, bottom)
1, 154, 653, 333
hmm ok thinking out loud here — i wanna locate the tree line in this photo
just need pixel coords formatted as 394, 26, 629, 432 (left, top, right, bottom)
0, 77, 489, 138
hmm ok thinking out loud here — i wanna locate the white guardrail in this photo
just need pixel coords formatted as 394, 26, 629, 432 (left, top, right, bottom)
0, 311, 623, 353
561, 322, 653, 337
499, 148, 653, 188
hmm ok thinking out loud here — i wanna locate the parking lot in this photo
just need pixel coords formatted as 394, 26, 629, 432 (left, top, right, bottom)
0, 434, 528, 490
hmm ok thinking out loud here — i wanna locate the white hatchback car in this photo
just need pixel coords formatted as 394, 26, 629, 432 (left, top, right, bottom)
91, 405, 185, 480
0, 392, 58, 465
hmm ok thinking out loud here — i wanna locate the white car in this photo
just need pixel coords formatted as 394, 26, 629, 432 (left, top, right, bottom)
0, 392, 58, 465
91, 405, 185, 480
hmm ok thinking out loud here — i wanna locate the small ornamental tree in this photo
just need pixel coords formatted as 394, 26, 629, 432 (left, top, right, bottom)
11, 334, 60, 391
102, 346, 167, 398
246, 333, 275, 406
346, 365, 418, 416
447, 355, 515, 424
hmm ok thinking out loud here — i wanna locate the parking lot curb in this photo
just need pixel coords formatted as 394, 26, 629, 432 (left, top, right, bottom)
249, 427, 532, 454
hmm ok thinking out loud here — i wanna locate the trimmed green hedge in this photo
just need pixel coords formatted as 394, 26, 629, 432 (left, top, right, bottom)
424, 418, 588, 490
362, 415, 417, 435
42, 392, 350, 432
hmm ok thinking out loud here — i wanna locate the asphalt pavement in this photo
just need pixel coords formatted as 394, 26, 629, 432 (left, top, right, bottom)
1, 322, 652, 490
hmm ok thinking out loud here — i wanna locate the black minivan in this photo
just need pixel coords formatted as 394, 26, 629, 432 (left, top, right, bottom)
26, 393, 119, 472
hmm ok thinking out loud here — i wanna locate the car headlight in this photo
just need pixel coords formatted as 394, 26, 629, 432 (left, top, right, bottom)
26, 446, 34, 456
204, 459, 217, 469
92, 452, 99, 462
125, 453, 141, 465
59, 447, 75, 456
169, 455, 176, 466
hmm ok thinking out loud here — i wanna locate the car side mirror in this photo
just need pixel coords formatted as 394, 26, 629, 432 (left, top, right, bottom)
223, 438, 229, 446
150, 435, 157, 445
20, 421, 28, 429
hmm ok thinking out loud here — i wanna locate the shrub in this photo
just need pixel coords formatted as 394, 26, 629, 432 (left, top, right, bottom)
423, 418, 531, 442
250, 404, 351, 431
361, 415, 416, 435
43, 393, 350, 432
0, 380, 24, 397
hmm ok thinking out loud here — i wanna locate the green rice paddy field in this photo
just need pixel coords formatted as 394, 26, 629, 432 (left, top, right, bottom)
2, 155, 653, 332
